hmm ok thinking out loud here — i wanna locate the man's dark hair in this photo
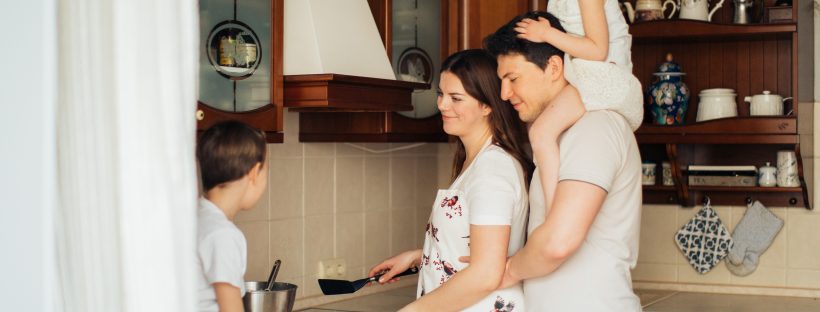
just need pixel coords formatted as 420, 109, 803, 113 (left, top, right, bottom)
484, 11, 566, 69
197, 121, 266, 191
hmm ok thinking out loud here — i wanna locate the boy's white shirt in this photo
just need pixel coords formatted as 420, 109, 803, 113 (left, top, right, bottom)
196, 197, 247, 312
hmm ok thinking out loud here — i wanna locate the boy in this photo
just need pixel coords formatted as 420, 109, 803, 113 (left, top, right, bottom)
196, 121, 268, 312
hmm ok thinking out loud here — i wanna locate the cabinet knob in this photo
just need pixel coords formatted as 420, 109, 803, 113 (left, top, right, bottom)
789, 198, 798, 205
196, 109, 205, 121
668, 195, 676, 203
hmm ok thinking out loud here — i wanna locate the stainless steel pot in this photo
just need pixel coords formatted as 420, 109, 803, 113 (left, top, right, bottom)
243, 281, 297, 312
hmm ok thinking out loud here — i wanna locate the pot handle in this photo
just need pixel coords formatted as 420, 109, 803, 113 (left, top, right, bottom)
782, 97, 794, 103
708, 0, 725, 21
663, 0, 678, 18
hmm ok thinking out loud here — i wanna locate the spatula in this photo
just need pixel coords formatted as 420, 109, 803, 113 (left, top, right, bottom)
318, 266, 419, 295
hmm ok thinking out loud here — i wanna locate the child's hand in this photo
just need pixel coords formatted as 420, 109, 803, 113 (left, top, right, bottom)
515, 17, 556, 44
529, 86, 585, 147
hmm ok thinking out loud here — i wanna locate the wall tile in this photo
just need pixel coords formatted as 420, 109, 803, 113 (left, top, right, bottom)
786, 212, 820, 269
677, 263, 731, 285
391, 157, 416, 209
416, 156, 439, 207
336, 212, 365, 268
237, 221, 270, 282
801, 134, 814, 159
336, 157, 364, 213
364, 210, 390, 269
798, 101, 813, 135
305, 143, 335, 157
391, 143, 437, 156
270, 218, 304, 281
305, 158, 334, 216
336, 143, 365, 157
786, 269, 820, 289
632, 263, 677, 282
279, 275, 304, 299
304, 215, 334, 279
281, 110, 300, 146
729, 267, 787, 287
391, 209, 417, 254
270, 157, 303, 220
638, 205, 680, 264
364, 157, 390, 212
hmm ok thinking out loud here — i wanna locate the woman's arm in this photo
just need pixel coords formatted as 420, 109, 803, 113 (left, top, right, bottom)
214, 282, 244, 312
516, 0, 609, 61
400, 225, 510, 312
368, 249, 423, 283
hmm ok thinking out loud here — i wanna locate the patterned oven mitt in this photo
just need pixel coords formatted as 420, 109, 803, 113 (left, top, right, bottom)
674, 198, 734, 274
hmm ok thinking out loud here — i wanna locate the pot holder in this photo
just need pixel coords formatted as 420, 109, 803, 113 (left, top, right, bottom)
674, 198, 734, 274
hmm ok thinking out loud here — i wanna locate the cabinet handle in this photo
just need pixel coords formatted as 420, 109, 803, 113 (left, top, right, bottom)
196, 109, 205, 121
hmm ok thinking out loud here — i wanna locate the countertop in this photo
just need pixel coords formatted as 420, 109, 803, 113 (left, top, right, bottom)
298, 286, 820, 311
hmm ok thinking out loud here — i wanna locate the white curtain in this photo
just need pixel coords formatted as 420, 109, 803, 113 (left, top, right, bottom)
56, 0, 199, 311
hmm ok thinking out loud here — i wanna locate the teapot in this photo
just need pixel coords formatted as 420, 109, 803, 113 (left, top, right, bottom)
623, 0, 678, 23
745, 90, 792, 116
679, 0, 725, 21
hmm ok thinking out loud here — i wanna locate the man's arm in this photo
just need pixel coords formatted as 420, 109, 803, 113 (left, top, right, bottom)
502, 180, 606, 284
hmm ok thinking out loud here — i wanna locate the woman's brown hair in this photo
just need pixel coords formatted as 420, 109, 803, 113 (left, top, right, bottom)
197, 121, 267, 191
441, 49, 533, 186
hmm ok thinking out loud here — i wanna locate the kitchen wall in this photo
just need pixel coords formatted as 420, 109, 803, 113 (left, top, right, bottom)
235, 110, 453, 300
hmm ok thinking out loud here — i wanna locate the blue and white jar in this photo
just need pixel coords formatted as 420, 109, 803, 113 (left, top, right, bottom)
647, 54, 690, 126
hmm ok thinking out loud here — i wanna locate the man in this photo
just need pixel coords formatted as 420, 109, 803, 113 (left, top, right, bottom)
484, 11, 642, 311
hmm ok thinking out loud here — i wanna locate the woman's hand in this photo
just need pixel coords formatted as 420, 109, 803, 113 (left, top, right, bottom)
515, 17, 559, 44
367, 249, 422, 284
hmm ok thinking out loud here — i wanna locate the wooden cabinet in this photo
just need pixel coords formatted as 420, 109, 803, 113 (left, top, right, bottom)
631, 1, 813, 208
298, 0, 541, 142
196, 0, 284, 143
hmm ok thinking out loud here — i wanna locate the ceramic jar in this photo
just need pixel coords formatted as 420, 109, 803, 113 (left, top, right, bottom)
647, 53, 690, 126
758, 162, 777, 187
697, 88, 738, 122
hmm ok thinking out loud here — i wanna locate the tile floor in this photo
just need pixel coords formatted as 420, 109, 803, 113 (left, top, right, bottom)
298, 286, 820, 311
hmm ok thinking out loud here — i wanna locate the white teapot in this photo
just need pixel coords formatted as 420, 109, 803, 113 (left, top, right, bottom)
745, 90, 792, 116
679, 0, 725, 22
624, 0, 678, 23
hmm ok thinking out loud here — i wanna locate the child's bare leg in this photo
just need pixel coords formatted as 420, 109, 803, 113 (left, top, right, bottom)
529, 85, 585, 209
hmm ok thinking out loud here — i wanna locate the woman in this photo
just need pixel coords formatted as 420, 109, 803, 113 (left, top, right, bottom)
368, 49, 533, 311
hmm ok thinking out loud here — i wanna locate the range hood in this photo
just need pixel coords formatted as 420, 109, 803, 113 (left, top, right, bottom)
282, 0, 426, 112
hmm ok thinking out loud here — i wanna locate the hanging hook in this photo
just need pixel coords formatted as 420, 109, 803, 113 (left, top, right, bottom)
745, 197, 753, 205
702, 195, 711, 206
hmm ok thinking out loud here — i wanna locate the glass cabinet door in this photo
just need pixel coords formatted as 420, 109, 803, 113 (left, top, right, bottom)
392, 0, 441, 119
198, 0, 283, 140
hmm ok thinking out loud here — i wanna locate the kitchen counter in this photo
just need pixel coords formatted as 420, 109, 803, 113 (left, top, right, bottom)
298, 286, 820, 311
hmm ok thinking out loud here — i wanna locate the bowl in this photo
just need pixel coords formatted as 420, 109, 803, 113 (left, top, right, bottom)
243, 281, 298, 312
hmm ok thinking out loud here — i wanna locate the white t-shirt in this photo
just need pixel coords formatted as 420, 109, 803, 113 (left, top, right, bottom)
417, 140, 528, 311
196, 198, 247, 312
525, 111, 642, 311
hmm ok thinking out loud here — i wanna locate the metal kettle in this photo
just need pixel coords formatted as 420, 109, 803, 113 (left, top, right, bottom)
733, 0, 756, 24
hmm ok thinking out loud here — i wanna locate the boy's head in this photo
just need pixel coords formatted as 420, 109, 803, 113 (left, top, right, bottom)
197, 121, 267, 208
483, 11, 569, 122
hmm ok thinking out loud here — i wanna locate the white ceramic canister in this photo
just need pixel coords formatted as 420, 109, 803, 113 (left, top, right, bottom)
758, 162, 777, 187
697, 89, 738, 122
776, 150, 799, 187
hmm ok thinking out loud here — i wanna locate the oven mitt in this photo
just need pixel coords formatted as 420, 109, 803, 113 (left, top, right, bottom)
675, 199, 734, 274
726, 200, 783, 276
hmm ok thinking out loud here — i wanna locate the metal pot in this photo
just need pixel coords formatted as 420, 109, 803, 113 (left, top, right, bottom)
243, 281, 298, 312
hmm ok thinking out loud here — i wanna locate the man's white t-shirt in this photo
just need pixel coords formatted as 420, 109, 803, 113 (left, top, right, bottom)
525, 111, 642, 311
196, 198, 247, 312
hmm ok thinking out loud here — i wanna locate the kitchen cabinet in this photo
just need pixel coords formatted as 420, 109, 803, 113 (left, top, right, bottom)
632, 1, 813, 208
298, 0, 541, 142
197, 0, 284, 142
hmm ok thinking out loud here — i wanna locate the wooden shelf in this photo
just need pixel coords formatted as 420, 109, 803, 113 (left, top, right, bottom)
687, 186, 803, 192
636, 117, 798, 144
284, 74, 428, 112
630, 20, 796, 41
297, 112, 449, 143
643, 185, 676, 191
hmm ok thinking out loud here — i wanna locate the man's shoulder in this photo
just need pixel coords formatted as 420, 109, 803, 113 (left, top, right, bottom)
570, 110, 629, 132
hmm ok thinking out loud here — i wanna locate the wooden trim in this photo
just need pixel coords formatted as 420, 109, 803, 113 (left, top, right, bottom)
631, 20, 796, 40
196, 103, 282, 143
283, 74, 427, 111
636, 117, 797, 135
636, 134, 798, 144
